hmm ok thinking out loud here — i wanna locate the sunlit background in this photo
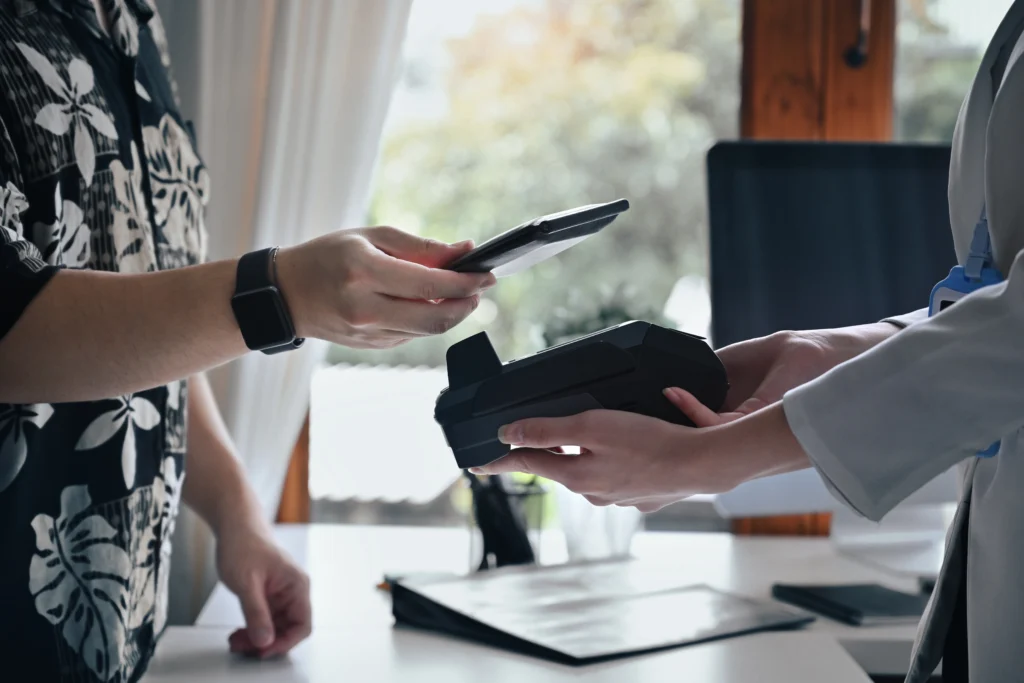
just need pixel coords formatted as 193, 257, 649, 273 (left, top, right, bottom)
311, 0, 1014, 528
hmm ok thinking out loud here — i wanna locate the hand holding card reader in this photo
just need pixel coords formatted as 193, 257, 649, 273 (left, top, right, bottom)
434, 321, 729, 469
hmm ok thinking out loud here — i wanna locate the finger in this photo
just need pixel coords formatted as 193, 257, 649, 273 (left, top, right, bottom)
258, 622, 312, 659
238, 580, 275, 649
348, 329, 432, 346
375, 329, 432, 340
228, 628, 257, 654
345, 334, 419, 350
369, 253, 495, 301
635, 500, 672, 514
371, 294, 480, 336
613, 495, 683, 512
260, 589, 313, 659
362, 226, 476, 268
495, 412, 611, 450
665, 388, 748, 425
470, 448, 582, 484
663, 388, 727, 427
730, 395, 771, 417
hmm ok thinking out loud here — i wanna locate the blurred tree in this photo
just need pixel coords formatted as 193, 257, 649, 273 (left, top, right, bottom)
894, 0, 1010, 142
329, 0, 1000, 369
329, 0, 740, 367
895, 55, 976, 142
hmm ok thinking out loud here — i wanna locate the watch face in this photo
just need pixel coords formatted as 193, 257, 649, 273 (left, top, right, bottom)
231, 287, 296, 351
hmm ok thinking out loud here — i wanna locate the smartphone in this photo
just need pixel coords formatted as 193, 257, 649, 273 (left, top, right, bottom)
445, 199, 630, 277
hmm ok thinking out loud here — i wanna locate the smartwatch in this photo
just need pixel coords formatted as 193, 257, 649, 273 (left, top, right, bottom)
231, 247, 305, 354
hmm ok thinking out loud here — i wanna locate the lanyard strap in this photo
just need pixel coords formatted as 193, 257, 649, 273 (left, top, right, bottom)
964, 207, 995, 281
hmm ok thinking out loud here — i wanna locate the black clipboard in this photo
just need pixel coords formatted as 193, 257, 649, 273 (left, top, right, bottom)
391, 560, 814, 665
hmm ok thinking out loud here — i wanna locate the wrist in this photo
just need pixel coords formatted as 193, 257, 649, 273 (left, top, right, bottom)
707, 403, 810, 489
212, 495, 272, 542
273, 245, 312, 339
230, 246, 309, 351
744, 403, 810, 478
834, 321, 899, 356
852, 320, 901, 346
205, 463, 270, 540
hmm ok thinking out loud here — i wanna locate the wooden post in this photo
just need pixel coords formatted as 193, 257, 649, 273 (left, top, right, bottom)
741, 0, 828, 139
821, 0, 896, 140
743, 0, 895, 141
734, 0, 895, 536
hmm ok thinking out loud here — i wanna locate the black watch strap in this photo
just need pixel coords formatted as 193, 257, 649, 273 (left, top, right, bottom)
233, 247, 305, 354
235, 247, 274, 293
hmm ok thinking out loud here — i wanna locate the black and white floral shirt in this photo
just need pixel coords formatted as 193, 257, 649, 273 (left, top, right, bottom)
0, 1, 209, 680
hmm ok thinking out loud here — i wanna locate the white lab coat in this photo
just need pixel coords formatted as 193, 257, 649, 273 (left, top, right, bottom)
782, 2, 1024, 681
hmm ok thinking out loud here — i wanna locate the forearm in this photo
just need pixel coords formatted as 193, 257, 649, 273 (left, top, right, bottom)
181, 372, 268, 538
0, 230, 493, 405
783, 248, 1024, 521
0, 259, 248, 403
708, 403, 812, 489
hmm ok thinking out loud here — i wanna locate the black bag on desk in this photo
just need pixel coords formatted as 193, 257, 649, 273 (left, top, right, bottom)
390, 560, 815, 665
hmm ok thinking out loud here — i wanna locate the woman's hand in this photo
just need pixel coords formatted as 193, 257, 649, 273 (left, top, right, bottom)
471, 404, 810, 512
666, 323, 900, 426
472, 323, 901, 511
277, 227, 495, 349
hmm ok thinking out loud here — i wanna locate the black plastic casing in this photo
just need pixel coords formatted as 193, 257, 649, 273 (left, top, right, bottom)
434, 321, 729, 469
444, 199, 629, 276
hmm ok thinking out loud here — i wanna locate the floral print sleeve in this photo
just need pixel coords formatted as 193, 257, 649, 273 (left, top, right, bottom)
0, 113, 59, 340
0, 1, 207, 681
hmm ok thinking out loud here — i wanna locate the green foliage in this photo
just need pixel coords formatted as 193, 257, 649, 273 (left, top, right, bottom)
330, 0, 740, 367
893, 0, 999, 142
542, 283, 676, 346
326, 0, 993, 369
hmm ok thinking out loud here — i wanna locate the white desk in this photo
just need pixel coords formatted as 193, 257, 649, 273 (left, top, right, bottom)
149, 525, 929, 681
146, 628, 870, 682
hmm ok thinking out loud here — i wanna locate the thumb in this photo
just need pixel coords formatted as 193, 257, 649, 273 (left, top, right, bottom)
364, 227, 475, 268
238, 579, 275, 648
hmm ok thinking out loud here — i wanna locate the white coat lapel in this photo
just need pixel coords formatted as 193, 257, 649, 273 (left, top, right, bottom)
986, 14, 1024, 273
948, 0, 1024, 263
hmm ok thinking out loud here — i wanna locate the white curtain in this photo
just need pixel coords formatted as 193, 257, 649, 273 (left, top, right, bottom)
167, 0, 413, 624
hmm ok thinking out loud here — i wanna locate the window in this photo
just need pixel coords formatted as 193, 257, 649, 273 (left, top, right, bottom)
895, 0, 1014, 142
311, 0, 740, 529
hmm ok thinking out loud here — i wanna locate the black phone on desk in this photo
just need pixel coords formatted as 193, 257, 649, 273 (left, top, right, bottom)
771, 583, 929, 626
445, 199, 629, 277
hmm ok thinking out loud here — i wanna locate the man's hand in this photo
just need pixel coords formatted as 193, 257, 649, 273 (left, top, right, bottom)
277, 227, 495, 349
0, 225, 495, 404
215, 524, 312, 659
